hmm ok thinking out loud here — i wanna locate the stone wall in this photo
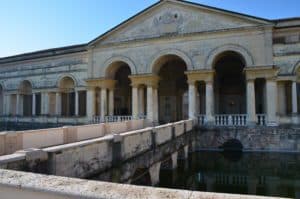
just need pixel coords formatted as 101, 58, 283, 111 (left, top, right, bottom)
0, 169, 280, 199
195, 127, 300, 152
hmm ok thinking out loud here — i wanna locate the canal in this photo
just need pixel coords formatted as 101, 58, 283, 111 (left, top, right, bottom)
132, 151, 300, 198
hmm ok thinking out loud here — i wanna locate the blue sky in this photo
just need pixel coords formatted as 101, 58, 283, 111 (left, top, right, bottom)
0, 0, 299, 58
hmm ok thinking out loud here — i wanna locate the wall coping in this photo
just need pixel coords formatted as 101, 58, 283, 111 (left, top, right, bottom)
0, 169, 287, 199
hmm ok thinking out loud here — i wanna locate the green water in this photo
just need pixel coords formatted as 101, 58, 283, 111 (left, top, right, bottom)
135, 151, 300, 198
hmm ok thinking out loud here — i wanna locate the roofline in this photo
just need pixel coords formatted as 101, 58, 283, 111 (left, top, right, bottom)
0, 44, 87, 64
87, 0, 162, 46
88, 0, 274, 47
2, 0, 300, 64
272, 17, 300, 23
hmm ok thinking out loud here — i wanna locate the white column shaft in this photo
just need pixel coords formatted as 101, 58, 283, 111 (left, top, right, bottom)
108, 89, 114, 116
153, 88, 158, 123
147, 86, 154, 122
205, 81, 214, 123
32, 93, 36, 116
86, 89, 95, 119
292, 81, 298, 114
55, 92, 61, 116
75, 91, 79, 116
132, 86, 139, 118
247, 80, 256, 124
100, 88, 107, 118
138, 87, 145, 115
266, 80, 278, 126
41, 92, 49, 115
16, 94, 20, 115
188, 83, 196, 119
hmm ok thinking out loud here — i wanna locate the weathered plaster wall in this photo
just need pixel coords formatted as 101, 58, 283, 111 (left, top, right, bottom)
0, 52, 88, 92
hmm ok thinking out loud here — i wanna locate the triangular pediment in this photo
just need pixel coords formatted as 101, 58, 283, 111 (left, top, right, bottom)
89, 0, 272, 46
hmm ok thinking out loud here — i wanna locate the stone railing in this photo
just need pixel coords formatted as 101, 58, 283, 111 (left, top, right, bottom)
215, 114, 247, 126
197, 114, 206, 126
0, 119, 194, 178
92, 115, 133, 123
0, 119, 146, 156
257, 114, 267, 126
0, 115, 87, 125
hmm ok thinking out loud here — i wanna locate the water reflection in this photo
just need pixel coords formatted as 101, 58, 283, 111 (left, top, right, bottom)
158, 152, 300, 198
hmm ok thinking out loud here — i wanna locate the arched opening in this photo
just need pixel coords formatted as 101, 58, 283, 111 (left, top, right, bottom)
106, 61, 132, 116
255, 78, 266, 114
19, 80, 33, 116
0, 85, 3, 115
220, 139, 243, 151
59, 76, 75, 117
214, 51, 246, 114
153, 55, 188, 124
131, 168, 151, 186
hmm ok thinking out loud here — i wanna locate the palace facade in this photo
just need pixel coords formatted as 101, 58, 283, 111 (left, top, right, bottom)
0, 0, 300, 127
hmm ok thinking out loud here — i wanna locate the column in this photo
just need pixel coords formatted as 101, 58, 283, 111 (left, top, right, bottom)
32, 93, 36, 116
147, 86, 154, 123
188, 82, 196, 120
41, 92, 49, 115
4, 94, 10, 115
149, 162, 161, 186
292, 81, 298, 114
16, 94, 20, 115
108, 89, 114, 116
19, 95, 23, 116
153, 87, 158, 123
86, 88, 95, 119
100, 88, 107, 118
247, 79, 256, 125
75, 91, 79, 116
205, 81, 214, 124
55, 92, 61, 116
266, 79, 278, 126
132, 86, 138, 119
138, 87, 145, 116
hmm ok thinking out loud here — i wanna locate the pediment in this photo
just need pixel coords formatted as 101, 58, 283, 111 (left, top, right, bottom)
90, 0, 272, 46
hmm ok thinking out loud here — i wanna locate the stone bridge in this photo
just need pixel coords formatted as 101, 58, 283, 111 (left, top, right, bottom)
0, 119, 194, 186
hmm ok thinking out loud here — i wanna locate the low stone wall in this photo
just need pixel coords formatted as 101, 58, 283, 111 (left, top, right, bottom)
0, 169, 286, 199
0, 119, 146, 156
45, 119, 193, 178
196, 127, 300, 152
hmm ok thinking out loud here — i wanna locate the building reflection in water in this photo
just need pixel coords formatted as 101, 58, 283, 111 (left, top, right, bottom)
158, 152, 300, 198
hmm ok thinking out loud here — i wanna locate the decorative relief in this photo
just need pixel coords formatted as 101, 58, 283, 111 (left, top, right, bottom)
153, 11, 184, 34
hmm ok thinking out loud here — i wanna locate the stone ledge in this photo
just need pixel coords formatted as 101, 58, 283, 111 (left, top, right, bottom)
0, 169, 289, 199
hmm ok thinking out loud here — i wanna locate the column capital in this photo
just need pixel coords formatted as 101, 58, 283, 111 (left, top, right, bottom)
185, 69, 214, 85
86, 78, 116, 89
129, 74, 160, 88
244, 66, 279, 81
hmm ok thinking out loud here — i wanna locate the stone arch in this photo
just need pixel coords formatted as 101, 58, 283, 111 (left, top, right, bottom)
57, 75, 77, 90
19, 80, 33, 94
103, 55, 137, 78
205, 44, 254, 68
149, 49, 193, 74
292, 60, 300, 75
